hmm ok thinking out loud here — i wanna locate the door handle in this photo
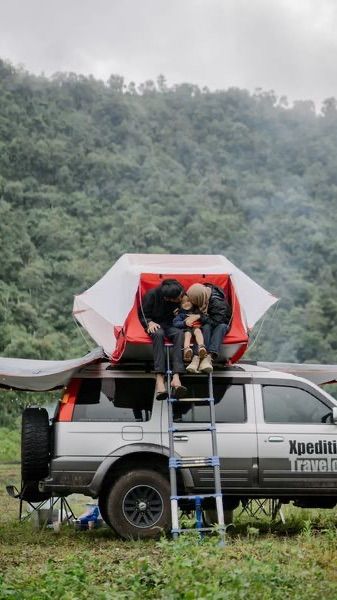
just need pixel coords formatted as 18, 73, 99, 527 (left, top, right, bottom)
268, 436, 285, 442
173, 435, 189, 442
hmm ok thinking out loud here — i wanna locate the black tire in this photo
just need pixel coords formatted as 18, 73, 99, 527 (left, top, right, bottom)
21, 407, 50, 482
106, 469, 171, 539
98, 494, 112, 527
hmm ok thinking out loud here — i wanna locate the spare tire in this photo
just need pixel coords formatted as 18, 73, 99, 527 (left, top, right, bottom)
21, 407, 50, 482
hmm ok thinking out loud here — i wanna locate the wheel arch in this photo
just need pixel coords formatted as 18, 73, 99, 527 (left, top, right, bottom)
90, 444, 193, 497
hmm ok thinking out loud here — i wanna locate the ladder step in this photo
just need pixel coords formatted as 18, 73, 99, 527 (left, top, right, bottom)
171, 493, 222, 500
169, 456, 220, 468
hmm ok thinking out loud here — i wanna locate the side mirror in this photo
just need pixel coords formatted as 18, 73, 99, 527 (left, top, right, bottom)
332, 407, 337, 424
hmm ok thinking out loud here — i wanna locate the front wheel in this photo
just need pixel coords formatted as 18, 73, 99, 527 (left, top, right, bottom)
106, 469, 171, 539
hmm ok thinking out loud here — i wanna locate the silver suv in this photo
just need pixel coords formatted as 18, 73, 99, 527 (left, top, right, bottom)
21, 362, 337, 539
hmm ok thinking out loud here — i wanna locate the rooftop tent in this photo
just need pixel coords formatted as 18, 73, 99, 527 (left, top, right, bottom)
73, 254, 278, 364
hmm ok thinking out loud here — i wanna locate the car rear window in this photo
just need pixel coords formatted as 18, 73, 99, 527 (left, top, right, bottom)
72, 378, 154, 422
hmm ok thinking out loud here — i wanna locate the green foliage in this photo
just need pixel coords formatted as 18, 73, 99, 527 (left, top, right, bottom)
1, 59, 337, 424
0, 428, 20, 461
1, 463, 337, 598
1, 518, 337, 599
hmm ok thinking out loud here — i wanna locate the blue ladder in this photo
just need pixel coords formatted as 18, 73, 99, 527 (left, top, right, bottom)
166, 347, 226, 544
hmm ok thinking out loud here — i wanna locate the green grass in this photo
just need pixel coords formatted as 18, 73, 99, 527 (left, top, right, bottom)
1, 464, 337, 599
0, 428, 20, 462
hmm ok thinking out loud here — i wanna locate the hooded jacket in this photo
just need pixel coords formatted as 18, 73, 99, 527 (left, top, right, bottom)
199, 284, 231, 328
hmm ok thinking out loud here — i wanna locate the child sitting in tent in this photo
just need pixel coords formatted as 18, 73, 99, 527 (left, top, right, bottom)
172, 295, 207, 367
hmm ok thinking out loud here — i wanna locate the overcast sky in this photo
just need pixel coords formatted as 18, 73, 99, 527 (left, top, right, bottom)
0, 0, 336, 106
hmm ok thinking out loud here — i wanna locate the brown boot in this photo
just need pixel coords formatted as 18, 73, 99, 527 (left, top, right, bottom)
186, 355, 200, 374
199, 354, 213, 373
183, 347, 193, 363
198, 345, 207, 360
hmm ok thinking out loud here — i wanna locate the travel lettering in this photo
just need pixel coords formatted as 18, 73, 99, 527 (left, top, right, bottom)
288, 439, 337, 472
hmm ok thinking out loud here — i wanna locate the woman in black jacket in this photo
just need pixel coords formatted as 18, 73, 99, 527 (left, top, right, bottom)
186, 283, 231, 373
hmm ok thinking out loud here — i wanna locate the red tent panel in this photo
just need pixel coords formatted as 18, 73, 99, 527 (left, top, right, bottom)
112, 273, 248, 364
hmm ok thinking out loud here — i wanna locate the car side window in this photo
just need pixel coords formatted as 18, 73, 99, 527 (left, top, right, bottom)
72, 378, 154, 422
174, 380, 246, 423
262, 385, 332, 424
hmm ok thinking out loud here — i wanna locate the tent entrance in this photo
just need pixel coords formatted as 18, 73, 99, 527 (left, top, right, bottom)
112, 272, 249, 364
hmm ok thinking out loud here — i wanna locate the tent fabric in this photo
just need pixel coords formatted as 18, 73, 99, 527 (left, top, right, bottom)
73, 254, 278, 361
112, 272, 249, 363
0, 347, 104, 391
257, 362, 337, 386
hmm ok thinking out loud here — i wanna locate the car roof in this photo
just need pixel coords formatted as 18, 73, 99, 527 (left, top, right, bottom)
75, 360, 296, 380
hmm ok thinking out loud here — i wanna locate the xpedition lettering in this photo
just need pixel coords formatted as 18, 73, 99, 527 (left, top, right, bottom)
289, 440, 337, 456
289, 439, 337, 472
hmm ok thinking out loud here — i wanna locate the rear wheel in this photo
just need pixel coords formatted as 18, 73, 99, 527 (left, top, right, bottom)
106, 469, 171, 539
21, 407, 51, 502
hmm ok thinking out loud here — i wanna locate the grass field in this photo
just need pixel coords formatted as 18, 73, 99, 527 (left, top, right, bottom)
1, 463, 337, 599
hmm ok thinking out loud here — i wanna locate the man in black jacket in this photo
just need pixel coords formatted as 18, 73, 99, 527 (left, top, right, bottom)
138, 279, 187, 399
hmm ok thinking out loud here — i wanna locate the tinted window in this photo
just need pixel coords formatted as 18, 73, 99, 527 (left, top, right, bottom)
174, 378, 246, 423
73, 378, 154, 422
262, 385, 332, 424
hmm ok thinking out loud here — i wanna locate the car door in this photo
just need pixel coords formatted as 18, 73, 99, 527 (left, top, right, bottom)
55, 373, 160, 460
162, 374, 258, 493
254, 378, 337, 493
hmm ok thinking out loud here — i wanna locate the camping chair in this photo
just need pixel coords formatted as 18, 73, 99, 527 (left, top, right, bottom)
6, 483, 75, 524
238, 498, 285, 523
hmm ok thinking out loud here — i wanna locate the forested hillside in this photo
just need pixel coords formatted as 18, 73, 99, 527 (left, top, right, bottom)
1, 59, 337, 368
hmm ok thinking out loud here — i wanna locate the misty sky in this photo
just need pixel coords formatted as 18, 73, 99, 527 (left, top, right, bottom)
0, 0, 336, 106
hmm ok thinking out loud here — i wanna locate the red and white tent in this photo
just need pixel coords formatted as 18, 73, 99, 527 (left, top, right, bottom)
73, 254, 278, 364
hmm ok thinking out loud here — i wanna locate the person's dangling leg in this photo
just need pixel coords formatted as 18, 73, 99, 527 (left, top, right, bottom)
201, 323, 211, 352
198, 323, 213, 373
150, 327, 167, 399
183, 330, 193, 362
193, 327, 207, 359
165, 326, 187, 398
186, 328, 201, 373
208, 323, 228, 359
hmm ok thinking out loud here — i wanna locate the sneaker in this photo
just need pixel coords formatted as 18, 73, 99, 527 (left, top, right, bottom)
186, 355, 200, 374
199, 354, 213, 373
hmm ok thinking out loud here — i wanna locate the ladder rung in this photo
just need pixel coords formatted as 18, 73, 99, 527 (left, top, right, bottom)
171, 493, 222, 500
169, 456, 220, 468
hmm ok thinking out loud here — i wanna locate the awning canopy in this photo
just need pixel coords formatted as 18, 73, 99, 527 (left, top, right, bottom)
0, 347, 104, 391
